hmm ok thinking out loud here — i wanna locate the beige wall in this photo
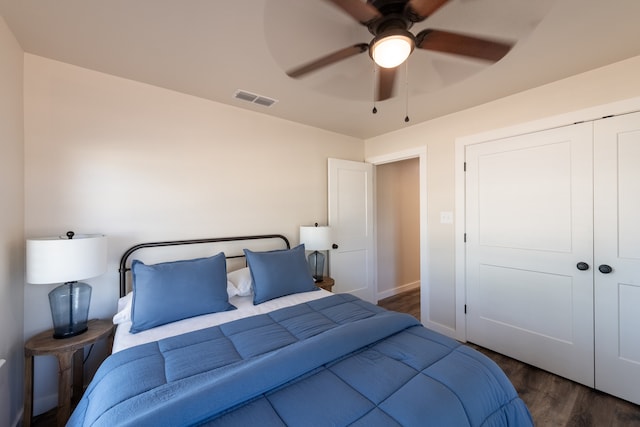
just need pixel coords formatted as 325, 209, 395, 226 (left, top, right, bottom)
365, 54, 640, 333
0, 15, 25, 427
23, 54, 363, 413
376, 158, 420, 298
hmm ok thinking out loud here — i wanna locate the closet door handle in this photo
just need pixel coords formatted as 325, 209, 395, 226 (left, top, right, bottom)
576, 262, 590, 271
332, 244, 339, 249
598, 264, 613, 274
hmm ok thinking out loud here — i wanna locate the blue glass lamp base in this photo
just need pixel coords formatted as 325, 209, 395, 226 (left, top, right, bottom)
308, 251, 325, 282
48, 281, 92, 339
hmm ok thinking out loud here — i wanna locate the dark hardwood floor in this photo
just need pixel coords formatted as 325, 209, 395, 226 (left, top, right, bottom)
378, 289, 640, 427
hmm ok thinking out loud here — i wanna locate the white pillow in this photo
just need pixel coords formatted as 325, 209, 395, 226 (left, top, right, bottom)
113, 292, 133, 325
113, 280, 239, 325
226, 280, 239, 298
227, 267, 252, 296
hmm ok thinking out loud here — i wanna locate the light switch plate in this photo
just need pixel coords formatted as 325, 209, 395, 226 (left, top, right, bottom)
440, 211, 453, 224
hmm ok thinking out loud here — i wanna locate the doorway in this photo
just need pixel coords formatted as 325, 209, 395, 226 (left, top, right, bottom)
376, 158, 420, 302
367, 148, 427, 323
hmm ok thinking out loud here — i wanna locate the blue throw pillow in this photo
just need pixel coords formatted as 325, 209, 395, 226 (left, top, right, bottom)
130, 252, 236, 333
244, 244, 318, 305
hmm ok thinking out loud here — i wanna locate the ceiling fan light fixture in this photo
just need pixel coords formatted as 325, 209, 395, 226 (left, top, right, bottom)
370, 29, 415, 68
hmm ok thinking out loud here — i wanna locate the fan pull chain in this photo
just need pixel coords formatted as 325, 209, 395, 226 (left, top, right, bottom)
372, 65, 377, 114
404, 60, 410, 123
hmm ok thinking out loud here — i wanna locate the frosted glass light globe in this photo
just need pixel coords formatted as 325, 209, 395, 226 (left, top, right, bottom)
371, 34, 414, 68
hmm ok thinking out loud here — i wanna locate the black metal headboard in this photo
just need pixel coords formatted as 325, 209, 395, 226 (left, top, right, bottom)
118, 234, 290, 297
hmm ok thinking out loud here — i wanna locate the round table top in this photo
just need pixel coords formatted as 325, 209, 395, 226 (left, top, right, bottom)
25, 319, 114, 356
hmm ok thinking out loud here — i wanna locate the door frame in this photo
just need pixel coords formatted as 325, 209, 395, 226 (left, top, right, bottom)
455, 96, 640, 342
366, 148, 431, 330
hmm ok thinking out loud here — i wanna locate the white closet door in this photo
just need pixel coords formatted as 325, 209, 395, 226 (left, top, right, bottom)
466, 123, 595, 386
594, 113, 640, 405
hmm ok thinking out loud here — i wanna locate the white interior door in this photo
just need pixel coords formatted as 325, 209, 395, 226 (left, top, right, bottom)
594, 113, 640, 404
328, 158, 375, 303
465, 123, 595, 386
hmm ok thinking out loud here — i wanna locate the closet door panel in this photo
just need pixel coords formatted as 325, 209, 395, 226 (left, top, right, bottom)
466, 123, 594, 387
617, 137, 640, 258
594, 112, 640, 405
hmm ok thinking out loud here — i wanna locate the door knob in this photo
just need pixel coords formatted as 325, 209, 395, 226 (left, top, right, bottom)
576, 262, 589, 271
332, 243, 339, 249
598, 264, 613, 274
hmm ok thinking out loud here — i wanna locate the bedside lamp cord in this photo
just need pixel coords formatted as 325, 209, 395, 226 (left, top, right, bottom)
83, 344, 95, 364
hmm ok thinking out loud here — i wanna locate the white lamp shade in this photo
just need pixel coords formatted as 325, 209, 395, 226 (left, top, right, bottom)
26, 234, 107, 284
299, 226, 332, 251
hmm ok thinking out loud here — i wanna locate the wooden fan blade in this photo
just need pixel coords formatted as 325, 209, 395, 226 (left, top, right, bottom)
287, 44, 369, 78
376, 66, 397, 101
324, 0, 382, 24
407, 0, 450, 21
416, 29, 512, 62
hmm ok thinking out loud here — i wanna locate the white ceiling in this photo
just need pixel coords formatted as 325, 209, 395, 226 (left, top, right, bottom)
2, 0, 640, 139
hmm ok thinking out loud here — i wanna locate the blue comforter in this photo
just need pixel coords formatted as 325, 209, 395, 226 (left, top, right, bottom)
69, 294, 532, 426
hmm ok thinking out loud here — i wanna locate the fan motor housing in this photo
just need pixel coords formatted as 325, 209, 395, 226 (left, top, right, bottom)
366, 0, 414, 35
368, 0, 407, 15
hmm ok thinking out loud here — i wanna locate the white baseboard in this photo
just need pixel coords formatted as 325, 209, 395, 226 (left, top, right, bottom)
377, 281, 420, 301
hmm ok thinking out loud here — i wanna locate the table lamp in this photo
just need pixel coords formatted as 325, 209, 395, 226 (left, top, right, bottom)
26, 231, 107, 339
299, 223, 332, 282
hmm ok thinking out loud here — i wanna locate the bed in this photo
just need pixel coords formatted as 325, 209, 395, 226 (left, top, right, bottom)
68, 234, 533, 426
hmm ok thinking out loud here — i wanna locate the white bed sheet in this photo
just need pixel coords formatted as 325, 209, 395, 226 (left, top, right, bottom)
112, 289, 333, 353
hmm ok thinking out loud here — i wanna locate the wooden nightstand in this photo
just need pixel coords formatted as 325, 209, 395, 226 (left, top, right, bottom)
24, 319, 114, 427
316, 276, 335, 292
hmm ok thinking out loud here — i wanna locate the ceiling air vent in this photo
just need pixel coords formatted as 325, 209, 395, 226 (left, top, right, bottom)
233, 90, 278, 108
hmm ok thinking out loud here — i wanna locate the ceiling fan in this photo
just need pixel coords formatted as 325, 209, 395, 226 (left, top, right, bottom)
286, 0, 513, 101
